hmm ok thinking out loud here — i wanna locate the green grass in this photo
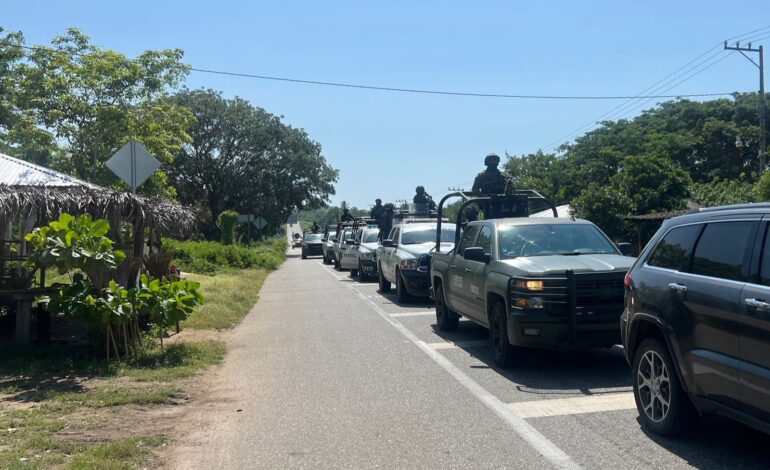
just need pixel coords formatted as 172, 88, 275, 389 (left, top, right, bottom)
66, 436, 167, 470
0, 340, 225, 469
163, 237, 287, 274
183, 269, 269, 329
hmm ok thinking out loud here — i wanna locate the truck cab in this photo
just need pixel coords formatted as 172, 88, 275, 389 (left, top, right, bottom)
430, 191, 635, 368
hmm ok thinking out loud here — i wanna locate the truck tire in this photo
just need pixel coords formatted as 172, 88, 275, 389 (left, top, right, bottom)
351, 267, 359, 277
301, 250, 307, 260
632, 338, 696, 437
395, 269, 410, 303
334, 257, 341, 270
357, 261, 366, 282
489, 300, 518, 368
323, 254, 330, 265
378, 263, 391, 293
435, 284, 459, 331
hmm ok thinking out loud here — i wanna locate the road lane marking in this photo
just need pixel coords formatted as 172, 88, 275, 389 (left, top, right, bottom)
319, 265, 581, 470
389, 311, 435, 317
427, 340, 489, 350
507, 393, 635, 419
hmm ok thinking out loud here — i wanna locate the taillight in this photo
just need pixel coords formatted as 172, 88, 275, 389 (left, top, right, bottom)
624, 272, 632, 290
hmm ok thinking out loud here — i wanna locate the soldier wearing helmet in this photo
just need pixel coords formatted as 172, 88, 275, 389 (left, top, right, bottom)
341, 207, 354, 222
472, 153, 513, 195
370, 198, 385, 222
413, 185, 436, 211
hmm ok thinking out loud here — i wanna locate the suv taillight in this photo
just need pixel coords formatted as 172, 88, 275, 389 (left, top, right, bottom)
624, 272, 632, 290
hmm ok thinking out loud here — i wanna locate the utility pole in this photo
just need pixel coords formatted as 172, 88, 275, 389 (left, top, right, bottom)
725, 41, 766, 173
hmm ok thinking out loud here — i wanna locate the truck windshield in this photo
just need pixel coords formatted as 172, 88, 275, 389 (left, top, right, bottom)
305, 234, 323, 241
402, 228, 455, 245
362, 231, 379, 243
499, 224, 617, 259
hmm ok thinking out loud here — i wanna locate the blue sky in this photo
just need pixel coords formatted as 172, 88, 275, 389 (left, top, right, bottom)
5, 1, 770, 208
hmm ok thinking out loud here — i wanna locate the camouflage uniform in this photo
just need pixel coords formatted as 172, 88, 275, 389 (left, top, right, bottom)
378, 205, 395, 241
413, 186, 437, 211
370, 201, 385, 222
472, 153, 513, 195
341, 209, 354, 222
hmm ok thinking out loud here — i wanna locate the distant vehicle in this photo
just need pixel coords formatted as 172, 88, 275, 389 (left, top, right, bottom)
300, 232, 324, 259
622, 203, 770, 437
377, 219, 456, 303
291, 232, 303, 248
353, 224, 381, 281
332, 224, 356, 271
321, 225, 338, 265
430, 190, 635, 368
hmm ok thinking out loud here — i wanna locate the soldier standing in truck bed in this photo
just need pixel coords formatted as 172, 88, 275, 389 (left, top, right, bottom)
378, 203, 395, 241
472, 153, 513, 195
370, 198, 384, 222
413, 186, 437, 211
341, 207, 354, 222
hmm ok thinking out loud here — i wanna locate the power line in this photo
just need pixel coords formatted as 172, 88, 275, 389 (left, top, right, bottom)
540, 26, 770, 153
18, 44, 729, 101
189, 67, 729, 100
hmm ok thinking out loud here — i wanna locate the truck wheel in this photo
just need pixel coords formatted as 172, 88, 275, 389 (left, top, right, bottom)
334, 258, 341, 270
323, 254, 330, 265
435, 284, 459, 331
633, 338, 695, 436
301, 250, 307, 260
395, 269, 410, 303
357, 261, 366, 282
489, 301, 518, 368
378, 264, 391, 293
351, 267, 359, 277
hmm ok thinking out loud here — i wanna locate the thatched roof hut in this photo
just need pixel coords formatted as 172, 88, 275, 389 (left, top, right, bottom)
0, 153, 197, 238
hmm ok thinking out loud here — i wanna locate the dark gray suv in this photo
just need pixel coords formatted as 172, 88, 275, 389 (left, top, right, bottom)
621, 203, 770, 436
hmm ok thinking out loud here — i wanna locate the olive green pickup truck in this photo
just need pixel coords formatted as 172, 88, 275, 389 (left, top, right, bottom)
430, 192, 634, 368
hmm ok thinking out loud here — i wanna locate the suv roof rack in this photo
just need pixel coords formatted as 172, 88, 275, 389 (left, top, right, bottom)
434, 189, 558, 252
698, 202, 770, 213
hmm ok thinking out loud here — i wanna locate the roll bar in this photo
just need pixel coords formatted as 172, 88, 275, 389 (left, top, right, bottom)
434, 189, 558, 253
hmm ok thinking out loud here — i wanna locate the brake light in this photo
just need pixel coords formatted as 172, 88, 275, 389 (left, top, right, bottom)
624, 272, 632, 290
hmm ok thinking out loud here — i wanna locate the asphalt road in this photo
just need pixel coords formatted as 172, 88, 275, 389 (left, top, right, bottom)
173, 230, 770, 469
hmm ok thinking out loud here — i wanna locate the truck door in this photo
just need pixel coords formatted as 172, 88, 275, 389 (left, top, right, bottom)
382, 227, 400, 282
462, 225, 494, 321
448, 225, 480, 315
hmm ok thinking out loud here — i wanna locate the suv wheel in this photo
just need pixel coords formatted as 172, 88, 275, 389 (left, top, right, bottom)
378, 264, 391, 293
435, 284, 459, 331
633, 338, 695, 436
489, 301, 518, 368
395, 269, 410, 303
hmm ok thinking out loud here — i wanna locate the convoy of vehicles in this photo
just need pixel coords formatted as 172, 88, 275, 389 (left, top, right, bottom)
296, 191, 770, 439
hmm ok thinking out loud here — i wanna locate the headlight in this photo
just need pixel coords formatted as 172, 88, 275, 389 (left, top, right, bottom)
360, 252, 374, 260
400, 259, 418, 270
516, 280, 544, 291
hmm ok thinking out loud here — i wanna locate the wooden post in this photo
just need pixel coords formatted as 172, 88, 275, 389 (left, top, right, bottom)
14, 297, 31, 344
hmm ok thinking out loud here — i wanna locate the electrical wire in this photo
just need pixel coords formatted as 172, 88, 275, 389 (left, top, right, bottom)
18, 44, 728, 101
540, 25, 770, 153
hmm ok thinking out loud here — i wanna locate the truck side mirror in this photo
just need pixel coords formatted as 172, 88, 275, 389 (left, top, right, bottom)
617, 242, 634, 257
463, 247, 491, 263
382, 239, 394, 248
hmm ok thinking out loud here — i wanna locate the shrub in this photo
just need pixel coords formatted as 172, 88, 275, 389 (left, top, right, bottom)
162, 238, 287, 274
216, 210, 239, 245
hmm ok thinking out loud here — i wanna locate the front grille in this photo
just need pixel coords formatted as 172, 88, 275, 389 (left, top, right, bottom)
510, 272, 625, 322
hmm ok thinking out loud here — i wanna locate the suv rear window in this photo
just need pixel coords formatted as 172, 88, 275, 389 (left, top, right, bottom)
691, 221, 755, 282
647, 224, 701, 271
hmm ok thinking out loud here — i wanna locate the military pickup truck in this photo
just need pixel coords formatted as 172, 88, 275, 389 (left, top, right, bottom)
377, 219, 456, 303
430, 191, 635, 368
321, 224, 338, 265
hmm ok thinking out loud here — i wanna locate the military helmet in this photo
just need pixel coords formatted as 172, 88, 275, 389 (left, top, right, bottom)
415, 185, 425, 192
375, 198, 382, 204
484, 153, 500, 166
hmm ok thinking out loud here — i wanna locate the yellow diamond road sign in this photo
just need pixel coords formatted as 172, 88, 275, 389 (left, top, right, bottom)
105, 140, 161, 192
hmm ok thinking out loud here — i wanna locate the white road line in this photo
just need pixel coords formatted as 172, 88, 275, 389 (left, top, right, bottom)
389, 311, 435, 317
427, 340, 490, 350
318, 265, 581, 470
507, 393, 636, 419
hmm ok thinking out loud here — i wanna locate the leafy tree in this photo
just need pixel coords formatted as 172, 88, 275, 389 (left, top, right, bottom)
572, 183, 632, 240
612, 154, 691, 215
11, 28, 193, 196
504, 150, 569, 203
168, 89, 338, 238
691, 177, 755, 207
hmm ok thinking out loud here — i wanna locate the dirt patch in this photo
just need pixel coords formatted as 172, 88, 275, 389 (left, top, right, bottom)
166, 328, 231, 345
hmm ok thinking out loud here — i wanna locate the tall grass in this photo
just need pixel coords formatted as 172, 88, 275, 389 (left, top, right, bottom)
163, 237, 287, 274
